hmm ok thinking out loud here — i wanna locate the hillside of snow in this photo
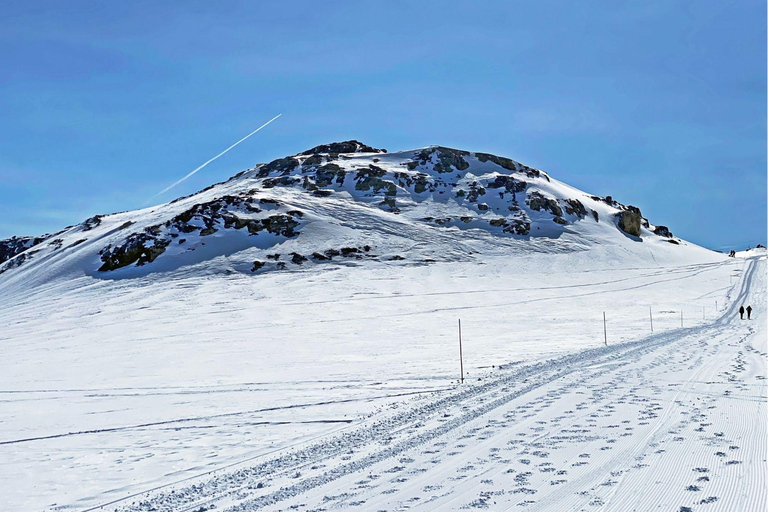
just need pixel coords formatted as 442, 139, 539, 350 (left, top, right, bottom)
0, 141, 706, 294
1, 142, 764, 512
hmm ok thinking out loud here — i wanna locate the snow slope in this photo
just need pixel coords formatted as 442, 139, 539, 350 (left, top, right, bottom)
103, 257, 768, 512
0, 142, 762, 511
0, 142, 709, 292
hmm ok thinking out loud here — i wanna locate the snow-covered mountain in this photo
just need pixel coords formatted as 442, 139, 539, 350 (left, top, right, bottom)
3, 141, 763, 512
0, 141, 701, 289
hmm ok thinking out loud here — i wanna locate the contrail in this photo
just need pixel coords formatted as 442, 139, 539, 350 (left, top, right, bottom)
155, 113, 281, 197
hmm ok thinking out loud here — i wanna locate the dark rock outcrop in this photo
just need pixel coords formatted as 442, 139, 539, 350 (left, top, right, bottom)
563, 199, 587, 218
256, 157, 300, 178
314, 163, 346, 187
475, 152, 517, 171
355, 165, 396, 195
465, 182, 487, 203
262, 176, 299, 188
487, 175, 527, 194
97, 193, 302, 272
0, 235, 48, 265
299, 141, 384, 155
502, 218, 531, 235
392, 171, 434, 194
82, 215, 103, 231
290, 253, 308, 265
412, 147, 470, 173
526, 191, 562, 217
98, 234, 171, 271
617, 206, 643, 236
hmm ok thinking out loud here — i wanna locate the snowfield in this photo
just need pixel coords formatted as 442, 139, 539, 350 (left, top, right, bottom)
1, 251, 764, 512
0, 143, 764, 511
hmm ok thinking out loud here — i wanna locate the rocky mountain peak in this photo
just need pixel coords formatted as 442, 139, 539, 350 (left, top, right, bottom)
0, 142, 689, 280
298, 140, 385, 156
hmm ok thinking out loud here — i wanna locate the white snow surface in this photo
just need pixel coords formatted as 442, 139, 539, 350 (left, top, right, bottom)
0, 144, 765, 511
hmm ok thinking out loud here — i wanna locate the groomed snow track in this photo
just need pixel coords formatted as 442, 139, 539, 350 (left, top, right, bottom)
101, 257, 766, 512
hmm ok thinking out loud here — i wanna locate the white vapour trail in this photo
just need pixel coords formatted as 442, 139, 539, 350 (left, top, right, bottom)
155, 113, 282, 197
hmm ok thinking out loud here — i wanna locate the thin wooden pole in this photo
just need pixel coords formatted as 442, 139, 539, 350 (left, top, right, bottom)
649, 306, 653, 333
458, 319, 464, 384
681, 310, 684, 328
603, 312, 607, 346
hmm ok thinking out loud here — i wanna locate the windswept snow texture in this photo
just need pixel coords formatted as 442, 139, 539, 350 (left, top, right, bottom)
0, 142, 764, 511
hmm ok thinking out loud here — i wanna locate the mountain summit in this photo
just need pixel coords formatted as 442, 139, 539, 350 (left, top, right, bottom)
0, 142, 696, 283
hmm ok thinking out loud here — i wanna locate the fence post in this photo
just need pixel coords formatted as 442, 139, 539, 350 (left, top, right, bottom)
458, 319, 464, 384
649, 306, 653, 333
681, 310, 684, 328
603, 312, 607, 346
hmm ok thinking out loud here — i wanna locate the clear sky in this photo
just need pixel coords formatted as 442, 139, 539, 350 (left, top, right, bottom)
1, 1, 765, 250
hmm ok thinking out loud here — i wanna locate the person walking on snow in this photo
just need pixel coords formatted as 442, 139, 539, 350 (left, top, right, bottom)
739, 306, 745, 319
746, 305, 752, 319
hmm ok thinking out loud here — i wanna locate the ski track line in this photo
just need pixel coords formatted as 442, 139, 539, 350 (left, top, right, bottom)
0, 388, 447, 446
103, 318, 736, 511
593, 329, 735, 511
271, 260, 732, 307
456, 330, 733, 512
551, 257, 764, 512
74, 256, 763, 512
290, 262, 732, 325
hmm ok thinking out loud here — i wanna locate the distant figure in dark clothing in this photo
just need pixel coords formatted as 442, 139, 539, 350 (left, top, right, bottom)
739, 306, 745, 319
746, 305, 752, 319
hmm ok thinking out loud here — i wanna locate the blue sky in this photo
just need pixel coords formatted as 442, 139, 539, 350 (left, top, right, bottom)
0, 0, 765, 250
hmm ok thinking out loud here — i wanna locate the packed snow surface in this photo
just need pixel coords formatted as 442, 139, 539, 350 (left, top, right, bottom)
2, 252, 764, 512
0, 143, 764, 511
